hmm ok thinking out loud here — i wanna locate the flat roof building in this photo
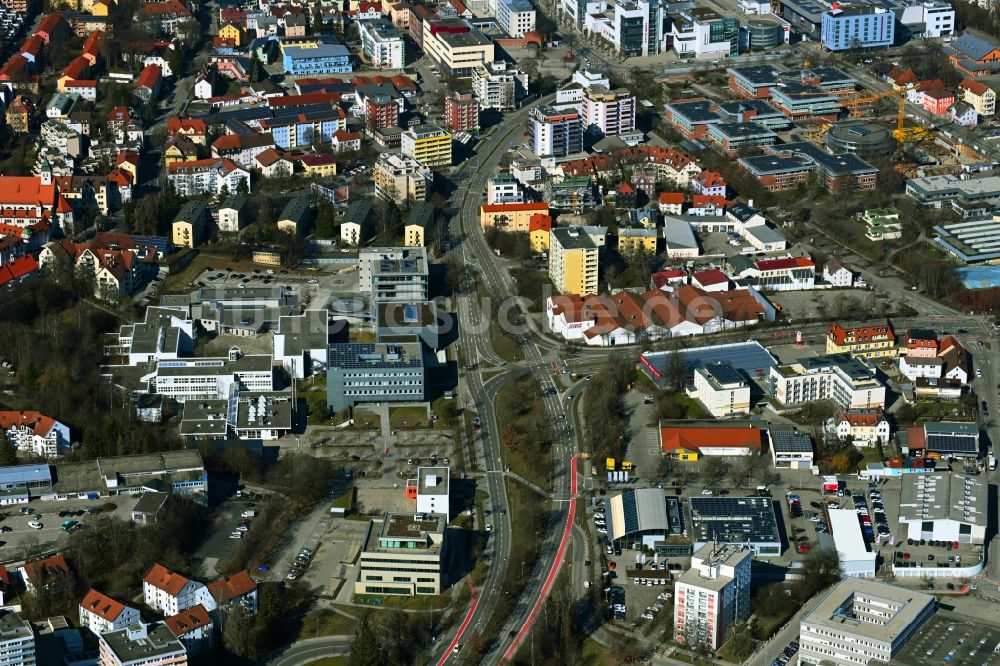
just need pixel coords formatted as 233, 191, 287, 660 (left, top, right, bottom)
98, 623, 187, 666
768, 353, 886, 410
799, 579, 934, 666
899, 472, 986, 544
828, 508, 876, 578
768, 427, 814, 468
692, 362, 750, 418
674, 544, 751, 651
358, 247, 429, 303
326, 343, 426, 413
375, 301, 440, 350
689, 496, 781, 556
355, 512, 448, 596
639, 341, 777, 390
416, 467, 449, 519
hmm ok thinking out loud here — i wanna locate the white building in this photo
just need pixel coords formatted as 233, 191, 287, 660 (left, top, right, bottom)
79, 589, 141, 636
823, 258, 855, 287
151, 350, 274, 402
416, 466, 450, 519
359, 19, 405, 70
99, 624, 188, 666
581, 86, 636, 137
487, 172, 524, 204
898, 1, 954, 38
576, 0, 668, 57
668, 7, 736, 58
494, 0, 536, 38
828, 509, 877, 578
692, 362, 750, 418
167, 158, 250, 198
104, 306, 196, 367
472, 60, 528, 111
834, 408, 891, 446
272, 309, 329, 379
799, 579, 934, 666
673, 544, 751, 651
0, 411, 70, 458
768, 428, 813, 468
355, 512, 448, 596
0, 612, 34, 666
899, 336, 968, 384
768, 354, 886, 410
143, 564, 215, 617
899, 472, 987, 544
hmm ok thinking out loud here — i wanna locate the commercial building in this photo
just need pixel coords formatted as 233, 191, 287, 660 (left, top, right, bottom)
401, 124, 452, 168
689, 496, 781, 556
668, 7, 738, 59
326, 343, 426, 412
799, 578, 934, 666
358, 247, 429, 302
898, 472, 986, 544
374, 152, 431, 203
376, 301, 440, 350
42, 451, 207, 503
573, 0, 668, 57
355, 512, 448, 595
660, 425, 762, 460
826, 120, 895, 158
0, 611, 34, 666
99, 623, 188, 666
907, 421, 980, 459
280, 36, 351, 74
827, 321, 897, 358
147, 351, 275, 403
0, 464, 51, 504
768, 428, 814, 468
945, 30, 1000, 78
472, 60, 528, 111
604, 488, 682, 551
828, 508, 877, 578
768, 354, 886, 409
673, 544, 751, 651
495, 0, 536, 38
423, 21, 494, 77
549, 226, 598, 296
179, 391, 294, 444
444, 90, 479, 132
820, 3, 894, 51
79, 589, 140, 636
359, 19, 404, 70
529, 105, 583, 158
933, 217, 1000, 263
691, 362, 750, 418
416, 466, 450, 518
640, 342, 778, 390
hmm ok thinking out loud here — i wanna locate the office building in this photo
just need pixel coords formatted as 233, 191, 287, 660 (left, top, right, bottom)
358, 247, 429, 302
691, 362, 750, 418
98, 623, 188, 666
0, 611, 34, 666
827, 321, 897, 358
549, 226, 598, 296
768, 354, 886, 409
899, 472, 986, 544
374, 152, 431, 203
326, 343, 425, 412
688, 497, 781, 556
581, 86, 635, 137
820, 3, 894, 51
572, 0, 667, 57
828, 508, 877, 578
416, 467, 450, 518
355, 512, 448, 596
375, 301, 440, 350
660, 426, 763, 460
472, 60, 528, 111
280, 36, 351, 74
149, 350, 274, 402
495, 0, 536, 37
359, 19, 404, 70
668, 6, 738, 58
401, 124, 452, 168
904, 421, 980, 460
673, 544, 751, 651
422, 21, 495, 78
444, 90, 479, 132
799, 579, 934, 666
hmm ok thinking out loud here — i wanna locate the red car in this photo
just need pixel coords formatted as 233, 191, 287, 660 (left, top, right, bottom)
797, 543, 811, 554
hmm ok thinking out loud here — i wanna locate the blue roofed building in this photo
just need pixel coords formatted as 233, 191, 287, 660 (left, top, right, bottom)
280, 37, 351, 75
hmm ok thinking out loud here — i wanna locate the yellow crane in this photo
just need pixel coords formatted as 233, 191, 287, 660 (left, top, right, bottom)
842, 88, 932, 145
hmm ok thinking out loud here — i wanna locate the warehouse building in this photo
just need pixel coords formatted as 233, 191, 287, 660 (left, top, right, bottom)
639, 341, 777, 390
0, 464, 53, 504
768, 428, 813, 468
902, 421, 980, 459
659, 426, 763, 460
828, 508, 876, 578
899, 472, 987, 544
605, 488, 669, 550
799, 579, 934, 666
689, 496, 781, 556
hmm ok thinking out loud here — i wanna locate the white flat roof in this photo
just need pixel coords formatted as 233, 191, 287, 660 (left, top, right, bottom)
829, 508, 876, 565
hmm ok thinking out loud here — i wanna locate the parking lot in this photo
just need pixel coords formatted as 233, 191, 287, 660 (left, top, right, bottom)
0, 497, 136, 563
897, 612, 1000, 666
192, 489, 266, 578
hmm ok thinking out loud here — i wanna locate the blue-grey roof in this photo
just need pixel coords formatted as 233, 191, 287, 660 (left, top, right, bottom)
769, 428, 813, 453
728, 203, 761, 222
950, 31, 1000, 61
0, 464, 52, 487
283, 43, 349, 61
640, 341, 777, 377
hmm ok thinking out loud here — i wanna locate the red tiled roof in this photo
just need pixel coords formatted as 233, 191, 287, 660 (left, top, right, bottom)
528, 213, 551, 233
297, 153, 336, 167
696, 170, 726, 187
116, 150, 140, 166
168, 157, 241, 175
828, 322, 894, 346
164, 604, 212, 637
691, 194, 727, 208
35, 13, 66, 37
841, 408, 886, 427
143, 564, 191, 596
659, 192, 684, 205
755, 257, 814, 271
333, 129, 361, 142
21, 554, 69, 588
651, 269, 685, 288
617, 181, 634, 194
82, 30, 103, 58
142, 0, 191, 18
888, 67, 917, 86
167, 118, 207, 135
137, 64, 162, 90
60, 55, 89, 80
66, 80, 97, 88
0, 410, 57, 437
206, 570, 256, 603
20, 35, 43, 57
255, 148, 285, 167
107, 168, 134, 187
660, 426, 762, 454
480, 202, 549, 213
0, 176, 59, 208
960, 77, 990, 96
691, 269, 729, 286
80, 589, 128, 623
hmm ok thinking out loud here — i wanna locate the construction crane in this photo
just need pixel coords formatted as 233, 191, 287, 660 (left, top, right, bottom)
843, 88, 932, 146
844, 89, 897, 117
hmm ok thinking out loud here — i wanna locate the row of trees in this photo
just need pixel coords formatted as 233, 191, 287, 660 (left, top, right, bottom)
581, 358, 635, 463
499, 372, 555, 488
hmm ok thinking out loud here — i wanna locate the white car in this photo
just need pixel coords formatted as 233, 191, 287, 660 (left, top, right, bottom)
27, 521, 42, 529
977, 368, 983, 377
486, 524, 493, 532
596, 527, 607, 534
229, 532, 243, 539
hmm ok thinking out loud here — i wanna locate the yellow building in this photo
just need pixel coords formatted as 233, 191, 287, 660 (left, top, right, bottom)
253, 250, 283, 266
479, 202, 549, 233
299, 154, 337, 178
218, 21, 244, 46
373, 152, 431, 203
404, 202, 434, 247
171, 202, 208, 249
276, 197, 312, 236
549, 226, 598, 296
528, 214, 551, 254
400, 124, 452, 168
826, 322, 898, 358
422, 18, 495, 78
88, 0, 114, 15
164, 135, 199, 167
617, 228, 658, 257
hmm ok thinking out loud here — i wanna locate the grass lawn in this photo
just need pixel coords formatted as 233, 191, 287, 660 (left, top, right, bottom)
304, 658, 349, 666
331, 487, 354, 512
297, 609, 356, 641
496, 376, 551, 492
389, 405, 429, 429
352, 594, 450, 610
491, 330, 523, 362
352, 410, 380, 431
860, 447, 883, 465
752, 609, 796, 641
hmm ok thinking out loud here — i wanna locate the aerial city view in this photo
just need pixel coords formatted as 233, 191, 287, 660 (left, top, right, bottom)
1, 0, 1000, 662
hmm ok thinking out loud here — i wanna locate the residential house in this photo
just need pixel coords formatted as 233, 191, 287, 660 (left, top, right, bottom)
79, 589, 140, 636
340, 200, 374, 245
658, 192, 684, 215
959, 77, 996, 116
296, 153, 337, 178
142, 563, 214, 617
164, 604, 213, 656
216, 195, 247, 234
276, 197, 312, 236
899, 335, 969, 384
403, 201, 433, 247
167, 118, 208, 145
255, 148, 293, 177
833, 408, 891, 446
168, 158, 250, 197
823, 258, 855, 287
172, 201, 209, 249
949, 101, 978, 126
826, 321, 897, 358
136, 63, 163, 102
205, 570, 258, 617
19, 554, 70, 595
211, 133, 275, 170
6, 97, 31, 134
0, 411, 70, 458
331, 130, 362, 152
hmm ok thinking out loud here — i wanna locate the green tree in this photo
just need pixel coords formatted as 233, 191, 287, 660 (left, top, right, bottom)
223, 606, 258, 661
0, 441, 16, 467
700, 456, 728, 489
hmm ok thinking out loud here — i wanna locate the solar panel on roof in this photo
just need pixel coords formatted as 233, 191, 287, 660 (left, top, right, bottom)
925, 435, 978, 453
403, 305, 418, 323
622, 490, 639, 534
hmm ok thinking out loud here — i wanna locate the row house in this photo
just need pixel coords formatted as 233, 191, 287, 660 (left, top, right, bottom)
167, 158, 250, 197
211, 133, 275, 170
0, 410, 70, 457
826, 321, 896, 358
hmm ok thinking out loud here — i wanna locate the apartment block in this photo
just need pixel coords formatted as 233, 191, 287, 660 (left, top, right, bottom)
581, 86, 635, 137
99, 623, 188, 666
495, 0, 536, 37
355, 512, 448, 596
549, 226, 599, 296
359, 19, 404, 70
472, 60, 528, 111
692, 362, 750, 418
768, 354, 886, 410
820, 3, 894, 51
401, 124, 452, 168
827, 321, 897, 358
79, 589, 141, 636
529, 105, 582, 158
0, 611, 33, 666
673, 544, 751, 651
444, 90, 479, 132
373, 152, 431, 202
